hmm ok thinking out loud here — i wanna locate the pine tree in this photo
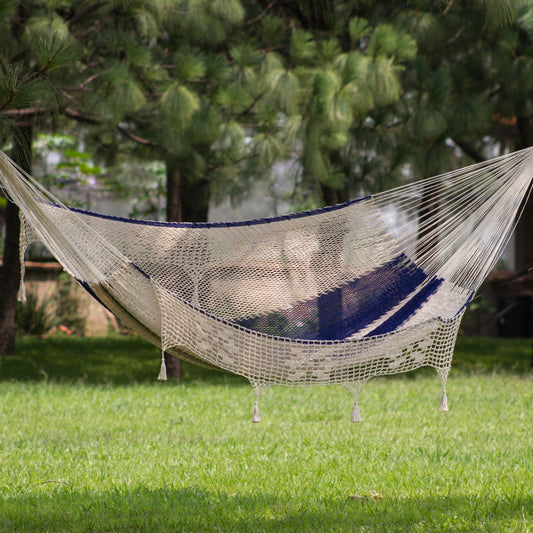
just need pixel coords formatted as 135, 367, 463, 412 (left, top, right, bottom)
246, 2, 417, 207
0, 1, 168, 355
0, 1, 74, 354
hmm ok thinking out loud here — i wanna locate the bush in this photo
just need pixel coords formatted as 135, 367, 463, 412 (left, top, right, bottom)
55, 273, 87, 336
16, 290, 58, 336
16, 273, 88, 337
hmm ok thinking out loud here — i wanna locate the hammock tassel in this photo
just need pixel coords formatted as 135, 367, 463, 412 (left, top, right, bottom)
157, 352, 167, 381
351, 399, 362, 423
17, 268, 27, 302
252, 399, 261, 423
17, 212, 32, 303
439, 389, 448, 412
438, 368, 449, 412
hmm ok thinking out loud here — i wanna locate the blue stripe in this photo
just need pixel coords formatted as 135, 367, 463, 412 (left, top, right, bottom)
131, 262, 150, 279
237, 255, 430, 341
66, 195, 370, 229
455, 291, 475, 317
78, 266, 457, 344
366, 276, 443, 337
77, 279, 109, 310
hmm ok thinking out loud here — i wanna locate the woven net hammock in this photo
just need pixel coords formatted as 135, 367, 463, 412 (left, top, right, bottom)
1, 148, 533, 422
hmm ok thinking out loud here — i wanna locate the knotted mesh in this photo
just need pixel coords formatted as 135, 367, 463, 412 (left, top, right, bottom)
1, 148, 532, 421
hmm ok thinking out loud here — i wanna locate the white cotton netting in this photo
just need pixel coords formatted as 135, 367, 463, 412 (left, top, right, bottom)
1, 148, 532, 421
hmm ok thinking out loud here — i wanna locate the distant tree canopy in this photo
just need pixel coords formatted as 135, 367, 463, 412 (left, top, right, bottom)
2, 0, 531, 210
1, 0, 533, 354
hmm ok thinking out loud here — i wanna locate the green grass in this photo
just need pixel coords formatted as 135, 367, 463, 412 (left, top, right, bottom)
0, 335, 532, 532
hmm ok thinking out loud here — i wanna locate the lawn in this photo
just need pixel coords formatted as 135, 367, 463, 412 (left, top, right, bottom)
0, 335, 532, 532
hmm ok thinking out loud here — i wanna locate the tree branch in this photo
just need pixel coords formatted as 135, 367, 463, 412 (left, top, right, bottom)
2, 108, 48, 118
452, 137, 486, 162
246, 0, 281, 26
117, 123, 158, 146
236, 91, 266, 118
65, 1, 108, 26
443, 24, 469, 47
63, 106, 100, 124
63, 107, 159, 146
2, 106, 159, 147
442, 0, 454, 16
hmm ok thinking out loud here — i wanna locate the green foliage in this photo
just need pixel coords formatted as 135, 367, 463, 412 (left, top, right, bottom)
174, 52, 207, 81
253, 132, 283, 167
409, 107, 448, 142
253, 5, 423, 203
31, 35, 77, 74
427, 67, 452, 108
0, 53, 55, 113
476, 0, 520, 28
2, 0, 533, 228
0, 4, 75, 152
159, 83, 201, 132
348, 16, 371, 44
0, 0, 17, 18
519, 4, 533, 38
58, 151, 101, 176
290, 29, 317, 63
170, 0, 245, 47
54, 273, 87, 337
34, 133, 102, 190
25, 12, 71, 42
16, 274, 87, 337
264, 54, 299, 114
366, 24, 417, 61
16, 291, 58, 337
109, 158, 167, 219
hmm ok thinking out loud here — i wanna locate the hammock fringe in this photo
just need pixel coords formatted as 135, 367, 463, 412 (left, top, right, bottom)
351, 399, 362, 423
439, 390, 449, 412
438, 368, 450, 412
252, 399, 261, 423
157, 352, 167, 381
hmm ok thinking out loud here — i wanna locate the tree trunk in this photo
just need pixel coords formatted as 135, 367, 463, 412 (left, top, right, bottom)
163, 157, 183, 379
181, 173, 210, 223
320, 183, 349, 207
163, 158, 212, 378
415, 152, 444, 263
0, 126, 32, 354
515, 114, 533, 369
166, 157, 183, 224
416, 182, 440, 262
319, 149, 350, 207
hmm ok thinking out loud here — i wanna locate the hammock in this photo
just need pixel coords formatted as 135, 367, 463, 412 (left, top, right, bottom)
1, 148, 532, 422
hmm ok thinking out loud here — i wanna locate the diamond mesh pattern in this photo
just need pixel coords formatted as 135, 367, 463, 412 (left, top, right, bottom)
1, 148, 533, 420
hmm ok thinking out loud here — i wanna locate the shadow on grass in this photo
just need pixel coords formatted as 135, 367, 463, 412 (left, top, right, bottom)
1, 335, 530, 387
1, 486, 531, 532
0, 335, 246, 387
